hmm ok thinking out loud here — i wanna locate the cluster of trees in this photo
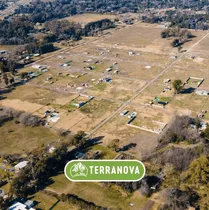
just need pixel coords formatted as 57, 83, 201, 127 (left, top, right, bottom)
68, 131, 87, 148
185, 155, 209, 187
24, 42, 55, 55
158, 115, 202, 145
0, 107, 44, 127
144, 113, 209, 209
172, 79, 183, 93
113, 175, 161, 197
14, 0, 209, 18
0, 1, 7, 10
0, 197, 11, 210
0, 16, 34, 45
143, 10, 209, 30
161, 28, 193, 48
0, 15, 114, 46
45, 20, 82, 41
10, 130, 92, 198
0, 59, 17, 89
11, 143, 69, 197
0, 107, 22, 126
15, 0, 78, 23
60, 193, 107, 210
0, 73, 15, 88
0, 58, 17, 75
161, 188, 198, 210
165, 12, 209, 30
84, 19, 115, 36
156, 146, 208, 171
45, 19, 114, 41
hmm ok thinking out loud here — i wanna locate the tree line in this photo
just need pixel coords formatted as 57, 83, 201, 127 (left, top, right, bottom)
0, 15, 114, 45
143, 11, 209, 30
14, 0, 209, 18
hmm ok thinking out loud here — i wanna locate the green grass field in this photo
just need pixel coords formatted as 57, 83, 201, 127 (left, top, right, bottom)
48, 174, 147, 210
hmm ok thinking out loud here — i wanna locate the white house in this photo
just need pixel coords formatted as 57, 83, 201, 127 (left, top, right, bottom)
14, 161, 28, 172
9, 202, 35, 210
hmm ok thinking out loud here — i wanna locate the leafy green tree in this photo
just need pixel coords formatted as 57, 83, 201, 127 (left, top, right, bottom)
70, 131, 87, 147
108, 139, 120, 151
171, 39, 180, 47
173, 79, 183, 94
185, 155, 209, 186
11, 176, 29, 198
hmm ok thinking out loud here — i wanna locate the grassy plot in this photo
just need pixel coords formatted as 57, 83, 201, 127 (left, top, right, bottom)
90, 144, 117, 159
80, 99, 120, 118
131, 118, 159, 130
34, 191, 77, 210
0, 121, 60, 154
169, 93, 208, 116
92, 82, 107, 91
158, 96, 172, 103
49, 174, 147, 210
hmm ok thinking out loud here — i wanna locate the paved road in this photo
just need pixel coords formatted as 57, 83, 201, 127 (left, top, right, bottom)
87, 31, 209, 137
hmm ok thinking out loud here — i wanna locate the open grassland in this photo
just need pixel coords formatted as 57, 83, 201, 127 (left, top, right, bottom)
2, 22, 209, 156
0, 120, 60, 154
1, 20, 209, 210
65, 14, 116, 26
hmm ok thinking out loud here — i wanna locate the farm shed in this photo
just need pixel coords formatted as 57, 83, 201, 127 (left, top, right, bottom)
14, 161, 28, 172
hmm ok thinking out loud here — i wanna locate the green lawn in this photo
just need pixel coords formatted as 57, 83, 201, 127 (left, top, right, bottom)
91, 144, 117, 159
49, 174, 147, 210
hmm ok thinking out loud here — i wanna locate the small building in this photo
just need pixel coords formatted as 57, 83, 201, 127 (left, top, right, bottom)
145, 65, 152, 69
120, 110, 129, 116
24, 200, 35, 209
86, 66, 95, 71
163, 79, 171, 83
61, 60, 72, 67
195, 89, 209, 96
48, 146, 56, 154
104, 77, 112, 83
32, 64, 41, 69
71, 95, 94, 108
9, 201, 35, 210
129, 51, 135, 56
106, 67, 112, 72
14, 161, 28, 173
0, 50, 7, 55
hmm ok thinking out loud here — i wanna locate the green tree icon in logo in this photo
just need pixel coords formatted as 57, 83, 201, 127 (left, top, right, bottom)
70, 162, 88, 178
